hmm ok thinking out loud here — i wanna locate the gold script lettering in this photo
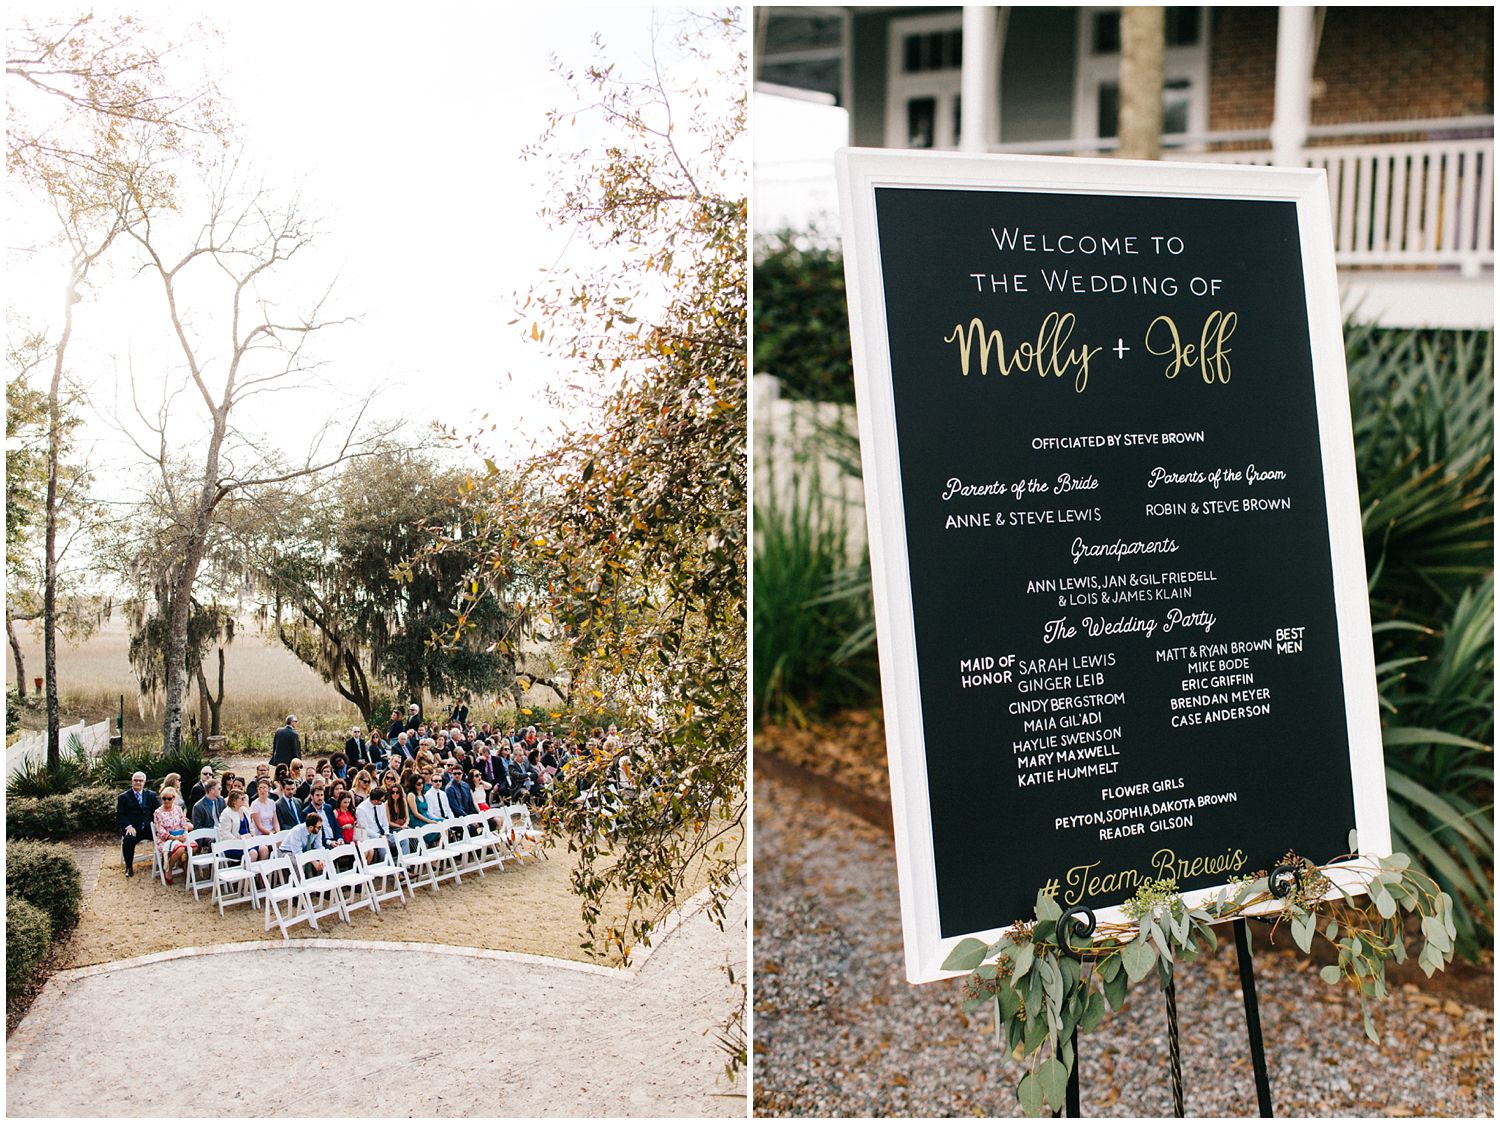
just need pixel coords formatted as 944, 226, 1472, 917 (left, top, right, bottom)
1144, 311, 1238, 383
944, 312, 1104, 393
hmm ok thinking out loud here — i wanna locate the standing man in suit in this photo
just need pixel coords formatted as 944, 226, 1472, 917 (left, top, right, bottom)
274, 778, 305, 830
386, 708, 405, 743
344, 726, 369, 769
270, 715, 301, 767
117, 771, 160, 877
448, 697, 469, 728
404, 703, 422, 733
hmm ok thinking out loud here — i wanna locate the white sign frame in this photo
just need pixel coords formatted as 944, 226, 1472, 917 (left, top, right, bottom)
835, 148, 1390, 984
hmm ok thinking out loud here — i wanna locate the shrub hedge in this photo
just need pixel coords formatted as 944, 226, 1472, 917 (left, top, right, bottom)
4, 794, 79, 841
6, 840, 84, 932
68, 786, 119, 834
6, 898, 51, 996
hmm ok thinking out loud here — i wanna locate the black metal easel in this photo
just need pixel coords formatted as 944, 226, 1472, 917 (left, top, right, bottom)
1048, 863, 1301, 1118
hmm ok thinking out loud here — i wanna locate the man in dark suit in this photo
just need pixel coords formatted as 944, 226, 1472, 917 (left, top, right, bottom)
344, 727, 369, 768
270, 715, 301, 767
404, 704, 423, 733
117, 771, 160, 877
304, 787, 341, 848
386, 708, 405, 743
191, 778, 224, 829
187, 766, 214, 810
274, 779, 305, 830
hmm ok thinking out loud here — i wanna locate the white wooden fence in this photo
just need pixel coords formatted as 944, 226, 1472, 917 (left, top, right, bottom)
6, 719, 112, 778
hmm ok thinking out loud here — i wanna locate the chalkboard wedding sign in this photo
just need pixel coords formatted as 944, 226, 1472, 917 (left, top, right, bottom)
836, 150, 1389, 984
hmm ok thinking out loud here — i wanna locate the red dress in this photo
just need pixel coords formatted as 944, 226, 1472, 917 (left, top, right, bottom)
336, 809, 356, 843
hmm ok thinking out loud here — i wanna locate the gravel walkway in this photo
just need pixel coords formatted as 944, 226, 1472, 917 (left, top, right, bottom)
8, 883, 746, 1117
752, 770, 1493, 1118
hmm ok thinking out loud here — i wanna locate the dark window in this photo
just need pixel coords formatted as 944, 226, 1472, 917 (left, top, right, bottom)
1096, 78, 1192, 138
1093, 8, 1201, 55
907, 97, 936, 148
901, 28, 963, 73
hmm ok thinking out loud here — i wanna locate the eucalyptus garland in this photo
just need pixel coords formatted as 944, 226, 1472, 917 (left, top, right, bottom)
943, 841, 1458, 1117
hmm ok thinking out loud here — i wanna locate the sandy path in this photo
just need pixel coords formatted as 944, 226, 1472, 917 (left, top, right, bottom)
6, 882, 745, 1117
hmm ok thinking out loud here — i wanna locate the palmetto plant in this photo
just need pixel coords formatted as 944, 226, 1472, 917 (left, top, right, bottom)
1351, 324, 1495, 959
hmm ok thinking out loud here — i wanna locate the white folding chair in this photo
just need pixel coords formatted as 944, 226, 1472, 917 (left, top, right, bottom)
420, 818, 465, 887
246, 835, 291, 907
185, 828, 219, 900
324, 843, 381, 919
484, 807, 523, 866
446, 814, 490, 878
469, 813, 509, 874
260, 856, 319, 939
357, 835, 410, 908
294, 848, 348, 927
393, 828, 442, 895
211, 839, 256, 915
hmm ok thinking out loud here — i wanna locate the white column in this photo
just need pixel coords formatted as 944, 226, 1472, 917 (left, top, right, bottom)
1270, 6, 1313, 167
959, 7, 998, 153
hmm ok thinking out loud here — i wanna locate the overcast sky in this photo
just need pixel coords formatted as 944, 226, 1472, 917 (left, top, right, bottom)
8, 4, 744, 506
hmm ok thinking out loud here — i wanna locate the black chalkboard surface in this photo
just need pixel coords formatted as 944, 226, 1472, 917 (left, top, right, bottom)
838, 153, 1386, 982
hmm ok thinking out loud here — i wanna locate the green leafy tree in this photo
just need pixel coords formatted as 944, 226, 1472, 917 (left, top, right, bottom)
258, 453, 521, 724
439, 10, 746, 975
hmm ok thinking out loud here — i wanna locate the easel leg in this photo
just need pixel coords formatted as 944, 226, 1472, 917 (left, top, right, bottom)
1164, 975, 1184, 1117
1233, 917, 1275, 1117
1065, 1028, 1080, 1117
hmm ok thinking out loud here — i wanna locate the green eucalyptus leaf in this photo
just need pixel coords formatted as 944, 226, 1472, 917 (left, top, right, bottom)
1319, 964, 1342, 985
1122, 939, 1156, 984
1011, 941, 1035, 979
1024, 1011, 1048, 1051
1079, 989, 1108, 1033
1038, 1058, 1068, 1109
1018, 1073, 1044, 1117
942, 937, 990, 972
1291, 912, 1315, 953
1325, 919, 1339, 941
1099, 951, 1122, 981
996, 982, 1020, 1022
1103, 966, 1128, 1010
1035, 891, 1062, 923
1374, 889, 1397, 919
1348, 827, 1359, 852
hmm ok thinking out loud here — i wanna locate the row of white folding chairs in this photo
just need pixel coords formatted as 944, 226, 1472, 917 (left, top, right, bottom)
255, 837, 412, 939
198, 804, 547, 917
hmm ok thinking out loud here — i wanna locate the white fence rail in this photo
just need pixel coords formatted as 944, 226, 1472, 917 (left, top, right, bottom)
7, 719, 112, 778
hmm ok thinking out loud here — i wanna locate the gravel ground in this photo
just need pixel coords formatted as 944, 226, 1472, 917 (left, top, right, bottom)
752, 769, 1494, 1118
8, 883, 746, 1117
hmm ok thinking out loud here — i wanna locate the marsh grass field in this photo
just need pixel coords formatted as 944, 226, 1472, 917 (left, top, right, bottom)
7, 616, 362, 751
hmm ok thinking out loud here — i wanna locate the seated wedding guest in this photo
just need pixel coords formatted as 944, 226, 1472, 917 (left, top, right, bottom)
329, 779, 348, 808
356, 787, 393, 846
247, 762, 273, 794
249, 778, 278, 837
469, 770, 491, 812
387, 707, 406, 743
192, 779, 225, 841
275, 778, 305, 830
351, 770, 373, 805
444, 764, 476, 818
385, 777, 410, 835
330, 753, 349, 780
220, 769, 238, 796
116, 771, 160, 878
153, 786, 193, 885
305, 786, 342, 849
406, 776, 441, 845
217, 790, 256, 862
162, 772, 183, 804
188, 766, 214, 809
334, 793, 357, 844
279, 812, 326, 874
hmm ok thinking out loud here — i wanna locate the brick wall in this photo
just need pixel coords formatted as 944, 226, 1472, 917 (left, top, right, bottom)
1209, 6, 1493, 134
